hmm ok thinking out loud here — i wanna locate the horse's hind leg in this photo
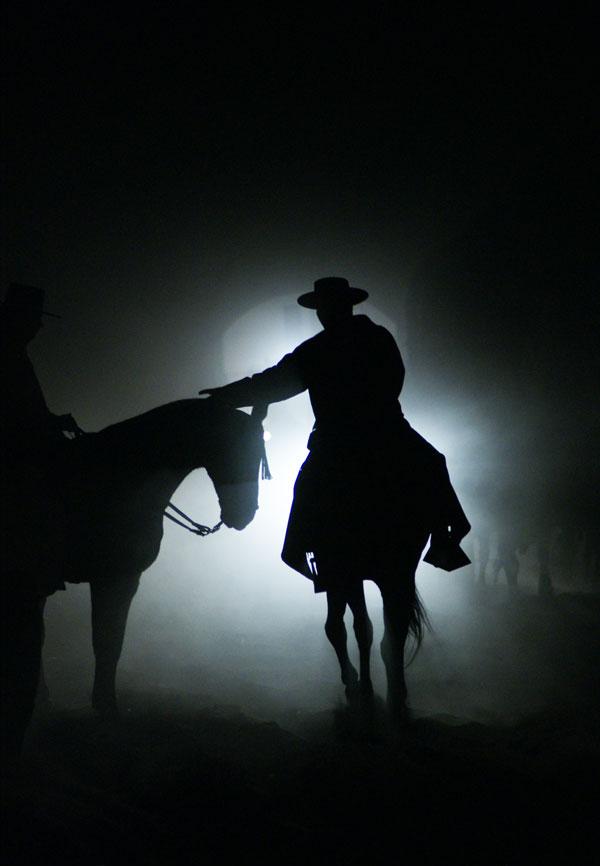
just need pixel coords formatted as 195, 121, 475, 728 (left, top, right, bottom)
347, 582, 374, 697
379, 579, 417, 715
90, 573, 140, 717
325, 589, 359, 697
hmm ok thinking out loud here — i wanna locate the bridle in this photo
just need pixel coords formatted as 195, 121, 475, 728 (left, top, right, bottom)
163, 402, 271, 536
164, 501, 223, 536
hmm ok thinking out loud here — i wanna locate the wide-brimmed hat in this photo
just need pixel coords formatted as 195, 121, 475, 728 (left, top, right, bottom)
1, 283, 60, 318
297, 276, 369, 309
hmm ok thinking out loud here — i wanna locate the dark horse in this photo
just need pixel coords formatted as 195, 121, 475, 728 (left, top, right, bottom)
281, 421, 471, 715
4, 399, 267, 750
54, 399, 268, 715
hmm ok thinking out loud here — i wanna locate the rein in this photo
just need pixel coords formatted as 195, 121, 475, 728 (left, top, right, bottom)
164, 502, 223, 536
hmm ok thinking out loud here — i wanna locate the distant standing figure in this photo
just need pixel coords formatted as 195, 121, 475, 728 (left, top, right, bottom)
200, 277, 470, 714
0, 283, 82, 761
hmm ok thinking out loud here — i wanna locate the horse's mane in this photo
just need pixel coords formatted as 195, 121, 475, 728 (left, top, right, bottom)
99, 399, 201, 434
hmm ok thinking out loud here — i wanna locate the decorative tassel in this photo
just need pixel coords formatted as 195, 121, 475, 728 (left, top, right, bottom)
261, 440, 272, 480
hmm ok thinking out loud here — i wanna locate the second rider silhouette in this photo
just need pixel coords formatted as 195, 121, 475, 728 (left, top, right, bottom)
200, 276, 470, 711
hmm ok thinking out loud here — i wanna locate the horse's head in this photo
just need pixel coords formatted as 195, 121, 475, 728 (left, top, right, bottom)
204, 405, 268, 530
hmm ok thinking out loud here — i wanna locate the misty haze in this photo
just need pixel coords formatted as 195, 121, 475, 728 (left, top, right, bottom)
2, 6, 598, 865
40, 290, 597, 729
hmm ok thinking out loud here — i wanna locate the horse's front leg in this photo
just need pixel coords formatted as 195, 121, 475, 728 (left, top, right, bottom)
325, 589, 359, 698
347, 582, 374, 698
90, 573, 140, 717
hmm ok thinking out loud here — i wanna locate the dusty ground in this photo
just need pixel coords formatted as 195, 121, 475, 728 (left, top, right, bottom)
3, 591, 599, 865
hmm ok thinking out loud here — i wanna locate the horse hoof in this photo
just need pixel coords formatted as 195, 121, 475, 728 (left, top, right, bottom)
345, 679, 374, 707
92, 701, 120, 721
359, 679, 374, 698
387, 695, 410, 725
345, 681, 361, 701
342, 664, 359, 698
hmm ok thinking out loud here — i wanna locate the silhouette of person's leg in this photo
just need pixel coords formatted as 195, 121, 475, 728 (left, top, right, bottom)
491, 555, 502, 585
90, 573, 140, 716
497, 538, 519, 593
325, 588, 359, 696
537, 540, 553, 597
504, 552, 519, 592
345, 581, 373, 696
477, 532, 490, 585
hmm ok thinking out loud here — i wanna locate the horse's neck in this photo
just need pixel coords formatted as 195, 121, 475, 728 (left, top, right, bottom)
137, 466, 194, 513
100, 399, 213, 470
90, 400, 219, 507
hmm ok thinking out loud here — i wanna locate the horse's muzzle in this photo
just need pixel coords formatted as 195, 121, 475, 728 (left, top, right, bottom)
221, 505, 258, 531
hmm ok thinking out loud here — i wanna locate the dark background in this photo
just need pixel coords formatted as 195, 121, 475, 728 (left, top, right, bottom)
2, 5, 599, 863
3, 3, 598, 561
3, 4, 599, 501
3, 4, 597, 420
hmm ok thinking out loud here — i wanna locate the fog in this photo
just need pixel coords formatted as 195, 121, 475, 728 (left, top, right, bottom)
3, 10, 598, 863
11, 179, 598, 732
35, 277, 596, 730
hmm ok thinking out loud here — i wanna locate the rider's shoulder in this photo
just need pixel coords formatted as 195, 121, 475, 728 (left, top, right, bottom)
354, 314, 386, 331
293, 330, 327, 356
352, 314, 397, 343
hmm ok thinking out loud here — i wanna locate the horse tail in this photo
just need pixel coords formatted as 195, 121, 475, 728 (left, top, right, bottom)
405, 587, 431, 666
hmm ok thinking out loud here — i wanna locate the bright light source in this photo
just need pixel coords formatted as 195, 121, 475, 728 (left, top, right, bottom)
263, 430, 272, 442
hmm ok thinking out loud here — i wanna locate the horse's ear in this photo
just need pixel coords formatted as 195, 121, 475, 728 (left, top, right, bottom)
251, 403, 269, 424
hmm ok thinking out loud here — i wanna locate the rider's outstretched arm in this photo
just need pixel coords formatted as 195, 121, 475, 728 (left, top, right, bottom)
200, 350, 307, 408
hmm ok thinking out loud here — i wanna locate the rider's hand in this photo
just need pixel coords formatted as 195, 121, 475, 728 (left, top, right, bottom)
56, 413, 85, 437
199, 388, 227, 400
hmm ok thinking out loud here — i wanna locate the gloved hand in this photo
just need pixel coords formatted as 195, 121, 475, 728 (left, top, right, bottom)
55, 413, 85, 437
198, 387, 233, 402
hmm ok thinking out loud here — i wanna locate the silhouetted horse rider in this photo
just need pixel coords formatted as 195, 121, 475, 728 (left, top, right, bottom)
1, 283, 81, 760
201, 277, 470, 713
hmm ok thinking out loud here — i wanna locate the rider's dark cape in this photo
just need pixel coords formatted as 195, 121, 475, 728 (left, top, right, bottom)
280, 421, 470, 587
212, 314, 470, 587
